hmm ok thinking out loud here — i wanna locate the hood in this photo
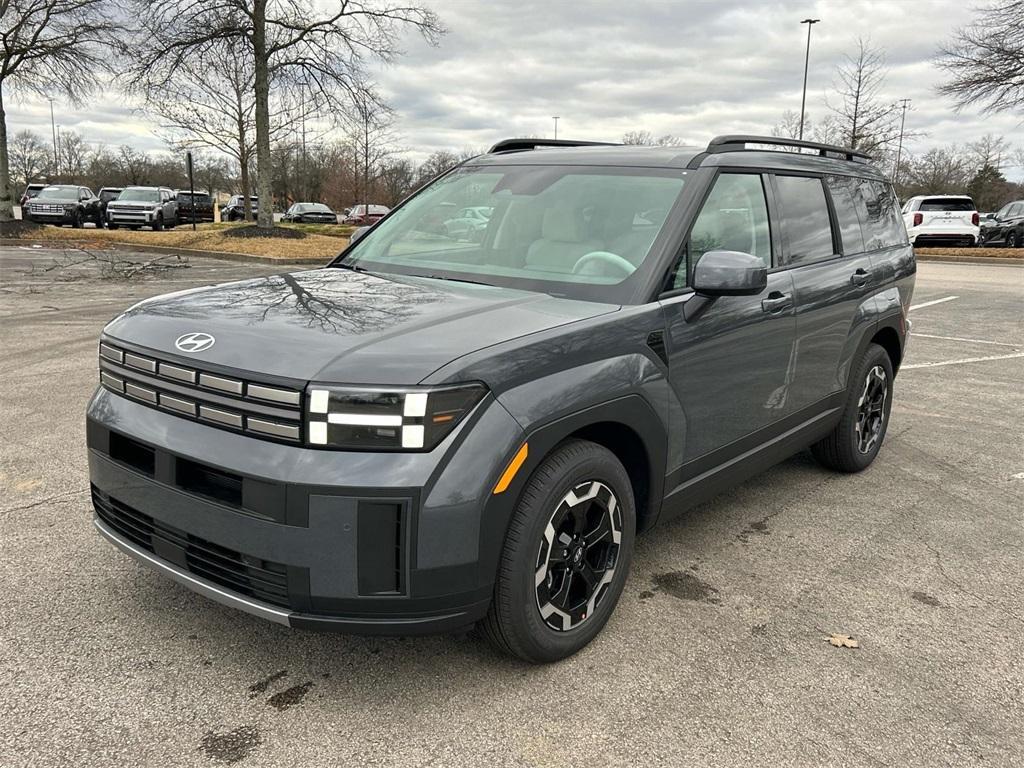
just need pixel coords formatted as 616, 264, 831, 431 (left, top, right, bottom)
30, 194, 77, 204
103, 268, 617, 385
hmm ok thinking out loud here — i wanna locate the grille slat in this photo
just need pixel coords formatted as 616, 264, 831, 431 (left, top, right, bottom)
93, 487, 292, 609
98, 342, 302, 444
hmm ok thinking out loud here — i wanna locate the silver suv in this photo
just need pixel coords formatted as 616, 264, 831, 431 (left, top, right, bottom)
106, 186, 178, 231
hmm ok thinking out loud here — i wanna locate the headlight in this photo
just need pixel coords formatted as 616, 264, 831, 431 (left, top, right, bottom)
306, 383, 487, 450
64, 204, 77, 211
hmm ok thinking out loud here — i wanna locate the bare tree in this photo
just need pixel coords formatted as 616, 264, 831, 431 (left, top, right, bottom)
57, 129, 88, 181
828, 38, 901, 157
967, 133, 1012, 169
8, 129, 49, 188
0, 0, 122, 220
937, 1, 1024, 115
129, 0, 444, 229
621, 130, 683, 146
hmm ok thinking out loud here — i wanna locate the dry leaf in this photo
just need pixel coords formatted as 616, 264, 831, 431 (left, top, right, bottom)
827, 633, 860, 649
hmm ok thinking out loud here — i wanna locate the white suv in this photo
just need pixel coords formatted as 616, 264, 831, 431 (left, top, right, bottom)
902, 195, 979, 247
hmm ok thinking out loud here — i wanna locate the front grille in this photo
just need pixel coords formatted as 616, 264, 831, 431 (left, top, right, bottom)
98, 341, 303, 443
29, 203, 64, 213
93, 487, 292, 608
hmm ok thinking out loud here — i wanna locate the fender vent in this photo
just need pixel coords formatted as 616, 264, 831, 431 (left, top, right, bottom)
646, 331, 669, 367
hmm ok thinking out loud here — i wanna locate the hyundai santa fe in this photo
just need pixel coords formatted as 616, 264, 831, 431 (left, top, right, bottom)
87, 135, 915, 663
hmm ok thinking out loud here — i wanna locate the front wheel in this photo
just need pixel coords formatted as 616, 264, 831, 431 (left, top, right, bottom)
482, 439, 635, 663
152, 213, 164, 231
811, 343, 894, 473
71, 209, 83, 229
1008, 230, 1021, 249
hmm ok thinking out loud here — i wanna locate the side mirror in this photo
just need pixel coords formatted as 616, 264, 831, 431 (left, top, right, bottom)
693, 250, 768, 296
684, 250, 767, 322
985, 212, 996, 220
349, 226, 370, 245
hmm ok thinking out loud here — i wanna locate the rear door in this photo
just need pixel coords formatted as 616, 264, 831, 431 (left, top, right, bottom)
772, 173, 876, 412
660, 171, 797, 468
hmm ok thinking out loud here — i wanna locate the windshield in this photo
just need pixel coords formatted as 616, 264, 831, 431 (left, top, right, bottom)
37, 186, 78, 199
100, 189, 122, 201
334, 164, 686, 302
119, 188, 161, 203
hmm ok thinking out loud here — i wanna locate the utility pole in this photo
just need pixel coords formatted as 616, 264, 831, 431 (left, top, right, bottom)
48, 99, 58, 176
552, 116, 560, 140
893, 98, 911, 186
798, 18, 820, 141
54, 125, 61, 178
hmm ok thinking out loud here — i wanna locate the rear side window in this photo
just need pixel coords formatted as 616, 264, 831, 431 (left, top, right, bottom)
825, 175, 867, 255
919, 198, 975, 212
859, 181, 907, 250
677, 172, 771, 287
775, 175, 834, 265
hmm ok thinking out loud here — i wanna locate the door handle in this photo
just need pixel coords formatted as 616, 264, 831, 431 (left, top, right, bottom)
761, 292, 792, 313
851, 268, 872, 287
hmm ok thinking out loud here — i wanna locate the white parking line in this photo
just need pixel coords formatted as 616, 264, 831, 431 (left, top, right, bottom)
902, 351, 1024, 370
911, 333, 1020, 348
909, 296, 958, 311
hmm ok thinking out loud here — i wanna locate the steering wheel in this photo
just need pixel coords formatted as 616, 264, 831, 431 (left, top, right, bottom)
572, 251, 636, 277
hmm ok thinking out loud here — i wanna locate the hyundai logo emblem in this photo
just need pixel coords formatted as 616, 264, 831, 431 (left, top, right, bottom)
175, 332, 216, 353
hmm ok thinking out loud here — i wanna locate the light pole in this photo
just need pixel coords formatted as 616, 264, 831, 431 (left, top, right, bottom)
552, 116, 560, 140
798, 18, 820, 141
48, 98, 58, 175
893, 98, 911, 185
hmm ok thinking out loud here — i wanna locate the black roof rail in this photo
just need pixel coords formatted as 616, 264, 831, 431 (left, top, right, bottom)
488, 138, 621, 154
707, 134, 872, 162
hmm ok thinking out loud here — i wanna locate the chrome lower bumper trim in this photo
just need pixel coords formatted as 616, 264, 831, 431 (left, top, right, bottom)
93, 517, 292, 625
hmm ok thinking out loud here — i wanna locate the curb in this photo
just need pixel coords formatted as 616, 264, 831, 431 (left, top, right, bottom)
915, 253, 1023, 267
0, 238, 331, 265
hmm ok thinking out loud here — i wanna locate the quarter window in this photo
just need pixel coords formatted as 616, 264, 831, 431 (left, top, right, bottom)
775, 175, 834, 265
858, 180, 907, 250
675, 173, 771, 288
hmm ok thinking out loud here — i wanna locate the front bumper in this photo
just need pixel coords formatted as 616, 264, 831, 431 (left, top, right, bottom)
25, 208, 75, 224
87, 385, 524, 634
108, 208, 158, 225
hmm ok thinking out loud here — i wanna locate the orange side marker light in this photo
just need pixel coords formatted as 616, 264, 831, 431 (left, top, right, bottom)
492, 443, 529, 495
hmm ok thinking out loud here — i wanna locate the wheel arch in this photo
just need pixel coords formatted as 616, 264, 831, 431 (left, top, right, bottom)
870, 323, 903, 374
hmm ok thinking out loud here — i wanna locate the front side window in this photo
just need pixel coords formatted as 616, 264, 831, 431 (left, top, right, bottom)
336, 164, 687, 302
775, 175, 834, 265
673, 173, 770, 288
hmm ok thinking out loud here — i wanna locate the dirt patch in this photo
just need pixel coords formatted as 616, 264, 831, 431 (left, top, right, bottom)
0, 219, 44, 237
267, 682, 313, 711
652, 571, 721, 604
200, 726, 261, 764
223, 225, 306, 240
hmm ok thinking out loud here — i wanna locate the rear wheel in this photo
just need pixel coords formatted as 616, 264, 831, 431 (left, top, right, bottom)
811, 343, 894, 473
482, 439, 635, 663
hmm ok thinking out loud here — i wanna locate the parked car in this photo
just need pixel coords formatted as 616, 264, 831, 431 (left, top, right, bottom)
23, 184, 101, 228
19, 182, 46, 208
343, 204, 390, 226
96, 187, 123, 228
980, 200, 1024, 248
175, 191, 216, 223
901, 194, 979, 247
221, 195, 258, 222
282, 202, 338, 224
444, 206, 493, 239
87, 135, 914, 663
106, 187, 178, 231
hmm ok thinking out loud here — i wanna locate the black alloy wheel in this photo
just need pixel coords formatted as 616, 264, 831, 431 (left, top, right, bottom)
71, 209, 83, 228
535, 481, 622, 631
855, 365, 887, 455
1009, 230, 1020, 248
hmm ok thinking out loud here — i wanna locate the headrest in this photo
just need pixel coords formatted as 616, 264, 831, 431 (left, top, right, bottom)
541, 204, 586, 243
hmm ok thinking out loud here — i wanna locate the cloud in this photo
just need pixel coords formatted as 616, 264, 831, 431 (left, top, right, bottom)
7, 0, 1023, 179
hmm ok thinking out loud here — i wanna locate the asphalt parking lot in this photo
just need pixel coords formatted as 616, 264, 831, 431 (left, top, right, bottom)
1, 246, 1021, 767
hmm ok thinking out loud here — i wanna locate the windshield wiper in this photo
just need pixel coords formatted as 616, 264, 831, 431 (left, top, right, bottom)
330, 262, 369, 273
418, 274, 494, 287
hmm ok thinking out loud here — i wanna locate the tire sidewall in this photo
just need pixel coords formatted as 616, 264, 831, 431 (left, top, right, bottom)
503, 443, 636, 662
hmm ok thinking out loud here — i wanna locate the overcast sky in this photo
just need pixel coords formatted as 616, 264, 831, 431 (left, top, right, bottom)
8, 0, 1023, 178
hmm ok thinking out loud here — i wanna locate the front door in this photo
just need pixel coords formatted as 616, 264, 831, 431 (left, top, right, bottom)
660, 172, 798, 485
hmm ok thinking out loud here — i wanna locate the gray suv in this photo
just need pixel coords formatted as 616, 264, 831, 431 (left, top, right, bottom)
87, 135, 915, 663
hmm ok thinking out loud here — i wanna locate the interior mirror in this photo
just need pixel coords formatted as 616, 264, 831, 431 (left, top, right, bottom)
349, 226, 370, 245
693, 250, 768, 296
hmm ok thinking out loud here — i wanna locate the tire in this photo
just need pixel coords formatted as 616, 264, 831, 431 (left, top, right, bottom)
811, 343, 894, 473
71, 209, 83, 229
152, 213, 164, 231
107, 222, 118, 230
1008, 230, 1021, 249
481, 439, 636, 663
